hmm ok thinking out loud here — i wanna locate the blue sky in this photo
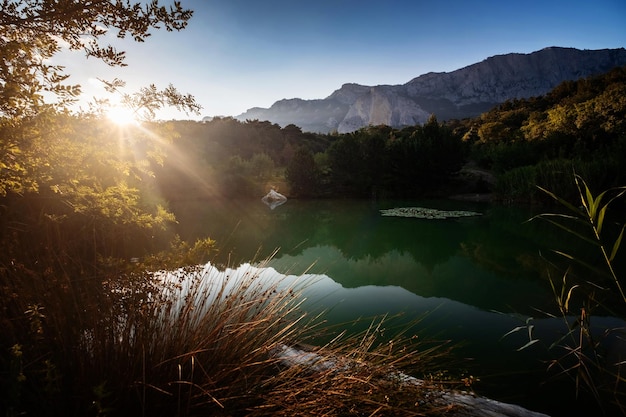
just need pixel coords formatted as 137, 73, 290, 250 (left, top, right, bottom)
63, 0, 626, 119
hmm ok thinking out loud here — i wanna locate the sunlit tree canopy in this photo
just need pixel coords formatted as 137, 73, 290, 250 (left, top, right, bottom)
0, 0, 193, 117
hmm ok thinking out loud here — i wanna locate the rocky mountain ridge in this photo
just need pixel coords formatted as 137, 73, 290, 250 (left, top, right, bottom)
232, 47, 626, 133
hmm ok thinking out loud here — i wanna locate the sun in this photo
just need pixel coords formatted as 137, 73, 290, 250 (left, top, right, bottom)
106, 104, 139, 126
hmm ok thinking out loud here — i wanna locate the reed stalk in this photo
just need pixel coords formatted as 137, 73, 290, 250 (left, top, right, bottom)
515, 174, 626, 414
1, 248, 459, 416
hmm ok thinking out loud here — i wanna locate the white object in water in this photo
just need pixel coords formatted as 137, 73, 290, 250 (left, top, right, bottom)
262, 189, 287, 210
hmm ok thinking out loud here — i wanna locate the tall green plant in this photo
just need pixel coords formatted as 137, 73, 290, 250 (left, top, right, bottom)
535, 175, 625, 304
525, 175, 626, 413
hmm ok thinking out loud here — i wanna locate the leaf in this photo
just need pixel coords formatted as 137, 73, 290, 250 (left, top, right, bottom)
549, 330, 577, 350
609, 223, 625, 262
564, 284, 579, 312
536, 216, 598, 246
553, 250, 610, 278
604, 187, 626, 207
553, 250, 575, 261
536, 185, 582, 215
583, 180, 595, 217
501, 325, 527, 340
596, 204, 607, 236
517, 339, 539, 351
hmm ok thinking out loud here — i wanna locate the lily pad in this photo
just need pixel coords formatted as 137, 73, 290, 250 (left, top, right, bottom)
380, 207, 482, 219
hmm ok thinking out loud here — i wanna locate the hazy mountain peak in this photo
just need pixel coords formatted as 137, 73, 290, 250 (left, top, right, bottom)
234, 47, 626, 133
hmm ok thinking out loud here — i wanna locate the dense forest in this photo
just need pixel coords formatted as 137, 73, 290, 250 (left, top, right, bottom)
153, 65, 626, 204
450, 65, 626, 202
154, 115, 465, 201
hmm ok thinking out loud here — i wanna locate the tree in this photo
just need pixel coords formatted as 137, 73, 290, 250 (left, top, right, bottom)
0, 1, 202, 260
0, 0, 193, 118
0, 4, 212, 415
327, 134, 366, 196
353, 127, 389, 197
0, 0, 201, 193
249, 152, 275, 179
286, 147, 320, 197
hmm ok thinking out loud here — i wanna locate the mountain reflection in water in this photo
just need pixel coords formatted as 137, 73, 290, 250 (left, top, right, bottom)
171, 198, 556, 315
169, 198, 624, 417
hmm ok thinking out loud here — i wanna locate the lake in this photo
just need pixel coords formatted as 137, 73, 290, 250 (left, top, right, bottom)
170, 197, 622, 417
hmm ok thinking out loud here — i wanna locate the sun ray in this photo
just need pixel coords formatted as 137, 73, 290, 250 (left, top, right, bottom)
106, 103, 140, 126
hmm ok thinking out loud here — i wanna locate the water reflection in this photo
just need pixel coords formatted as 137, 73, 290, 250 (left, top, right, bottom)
171, 198, 555, 315
167, 197, 626, 416
268, 244, 551, 315
169, 260, 624, 417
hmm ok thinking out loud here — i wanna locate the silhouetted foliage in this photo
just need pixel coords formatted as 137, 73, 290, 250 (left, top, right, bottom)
286, 147, 321, 197
318, 118, 466, 198
140, 116, 469, 200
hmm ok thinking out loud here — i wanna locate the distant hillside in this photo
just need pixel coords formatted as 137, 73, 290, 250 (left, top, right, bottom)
452, 64, 626, 201
232, 47, 626, 133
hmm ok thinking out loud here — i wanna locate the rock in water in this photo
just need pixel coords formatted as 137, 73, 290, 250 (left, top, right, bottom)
262, 189, 287, 210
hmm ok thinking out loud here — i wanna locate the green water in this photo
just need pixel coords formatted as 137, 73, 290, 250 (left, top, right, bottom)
171, 198, 621, 416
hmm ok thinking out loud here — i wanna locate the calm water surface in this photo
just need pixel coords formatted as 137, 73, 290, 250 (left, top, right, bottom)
171, 198, 620, 416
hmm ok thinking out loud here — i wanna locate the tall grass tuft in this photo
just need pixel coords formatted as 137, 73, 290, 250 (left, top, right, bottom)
1, 252, 305, 416
250, 318, 460, 416
1, 247, 460, 416
525, 174, 626, 414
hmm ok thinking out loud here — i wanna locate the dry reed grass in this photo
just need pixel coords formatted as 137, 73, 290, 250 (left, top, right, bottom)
1, 250, 460, 416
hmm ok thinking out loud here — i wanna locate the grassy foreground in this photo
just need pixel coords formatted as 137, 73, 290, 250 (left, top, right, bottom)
1, 251, 462, 416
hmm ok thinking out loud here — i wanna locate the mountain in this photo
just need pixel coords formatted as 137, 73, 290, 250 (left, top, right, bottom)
233, 47, 626, 133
